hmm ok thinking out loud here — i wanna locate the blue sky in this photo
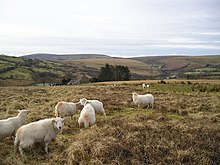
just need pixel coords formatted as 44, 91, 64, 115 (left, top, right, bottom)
0, 0, 220, 57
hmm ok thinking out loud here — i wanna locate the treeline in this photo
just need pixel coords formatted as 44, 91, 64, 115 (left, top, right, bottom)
91, 63, 131, 82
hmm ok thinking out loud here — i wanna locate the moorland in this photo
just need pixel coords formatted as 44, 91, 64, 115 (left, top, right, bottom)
0, 80, 219, 165
0, 54, 220, 86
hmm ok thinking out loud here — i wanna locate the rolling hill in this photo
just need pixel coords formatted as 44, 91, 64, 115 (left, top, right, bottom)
0, 54, 87, 86
22, 53, 110, 61
0, 54, 220, 86
133, 55, 220, 79
58, 55, 220, 79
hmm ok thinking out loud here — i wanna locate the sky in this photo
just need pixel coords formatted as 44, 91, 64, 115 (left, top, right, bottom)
0, 0, 220, 57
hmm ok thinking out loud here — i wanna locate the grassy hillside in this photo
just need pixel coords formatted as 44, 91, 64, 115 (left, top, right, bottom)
134, 55, 220, 79
0, 80, 219, 164
1, 54, 220, 86
0, 55, 85, 86
61, 57, 160, 79
62, 55, 220, 80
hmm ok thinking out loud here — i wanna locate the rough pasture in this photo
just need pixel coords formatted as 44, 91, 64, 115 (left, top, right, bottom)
0, 80, 220, 165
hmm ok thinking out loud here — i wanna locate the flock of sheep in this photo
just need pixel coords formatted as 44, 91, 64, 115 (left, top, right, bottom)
0, 83, 154, 161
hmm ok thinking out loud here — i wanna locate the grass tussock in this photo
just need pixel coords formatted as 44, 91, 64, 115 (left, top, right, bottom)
0, 81, 220, 164
51, 113, 220, 165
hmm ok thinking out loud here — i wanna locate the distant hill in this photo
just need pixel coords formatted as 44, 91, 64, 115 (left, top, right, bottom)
61, 55, 220, 80
60, 57, 158, 80
132, 55, 220, 79
22, 53, 110, 61
0, 54, 220, 86
0, 54, 93, 86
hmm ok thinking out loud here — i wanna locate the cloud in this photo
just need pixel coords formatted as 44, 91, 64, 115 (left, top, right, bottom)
0, 0, 220, 56
199, 32, 220, 35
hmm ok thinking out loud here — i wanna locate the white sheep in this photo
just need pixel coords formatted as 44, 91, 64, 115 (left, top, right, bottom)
14, 117, 64, 159
0, 109, 29, 140
142, 83, 150, 88
80, 98, 106, 117
132, 92, 154, 109
78, 102, 96, 128
55, 101, 81, 118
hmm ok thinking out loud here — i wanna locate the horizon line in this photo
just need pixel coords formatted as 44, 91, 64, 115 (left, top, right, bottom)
1, 53, 220, 58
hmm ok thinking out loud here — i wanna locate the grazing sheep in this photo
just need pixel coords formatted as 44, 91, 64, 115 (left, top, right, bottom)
142, 83, 150, 88
80, 98, 106, 117
0, 109, 29, 140
132, 92, 154, 109
78, 102, 96, 128
14, 117, 64, 158
55, 101, 81, 118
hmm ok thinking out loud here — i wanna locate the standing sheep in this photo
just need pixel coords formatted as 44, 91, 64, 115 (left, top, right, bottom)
0, 109, 29, 140
80, 98, 106, 117
132, 92, 154, 109
78, 102, 96, 128
142, 83, 150, 88
14, 117, 64, 159
55, 101, 81, 118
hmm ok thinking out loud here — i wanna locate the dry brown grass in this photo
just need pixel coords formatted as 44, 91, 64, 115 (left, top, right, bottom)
0, 81, 220, 164
62, 58, 160, 77
160, 57, 190, 70
96, 79, 220, 85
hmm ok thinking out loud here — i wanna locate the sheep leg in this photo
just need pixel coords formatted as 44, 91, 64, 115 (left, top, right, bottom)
14, 136, 19, 153
84, 121, 89, 128
19, 145, 27, 162
44, 142, 49, 154
14, 144, 19, 153
19, 140, 33, 160
151, 103, 154, 109
19, 146, 24, 156
146, 104, 149, 110
55, 110, 59, 118
103, 112, 107, 118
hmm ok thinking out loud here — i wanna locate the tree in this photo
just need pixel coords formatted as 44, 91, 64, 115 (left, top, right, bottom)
98, 63, 131, 82
114, 65, 131, 81
98, 63, 114, 81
